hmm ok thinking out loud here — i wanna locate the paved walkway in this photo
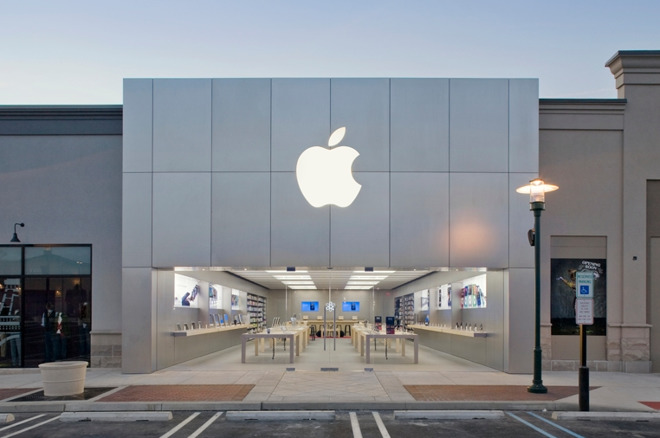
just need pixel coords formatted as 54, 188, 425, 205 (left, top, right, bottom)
1, 338, 659, 413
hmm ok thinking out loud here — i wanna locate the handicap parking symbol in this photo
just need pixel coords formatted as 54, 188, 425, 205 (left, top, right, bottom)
579, 285, 590, 295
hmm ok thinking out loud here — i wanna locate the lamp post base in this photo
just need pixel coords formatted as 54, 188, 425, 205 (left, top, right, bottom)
527, 347, 547, 393
527, 382, 548, 394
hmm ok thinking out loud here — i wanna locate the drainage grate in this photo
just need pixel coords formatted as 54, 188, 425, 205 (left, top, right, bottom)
10, 387, 115, 402
320, 367, 339, 372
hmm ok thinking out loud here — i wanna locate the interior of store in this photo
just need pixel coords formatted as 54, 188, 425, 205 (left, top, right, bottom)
160, 266, 502, 371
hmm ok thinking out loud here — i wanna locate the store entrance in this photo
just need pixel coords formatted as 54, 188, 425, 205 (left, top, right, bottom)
22, 277, 91, 367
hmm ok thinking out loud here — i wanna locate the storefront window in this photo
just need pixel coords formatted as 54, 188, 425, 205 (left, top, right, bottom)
25, 246, 91, 276
0, 247, 21, 275
0, 245, 91, 368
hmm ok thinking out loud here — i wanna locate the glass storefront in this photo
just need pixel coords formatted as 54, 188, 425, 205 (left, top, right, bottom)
0, 245, 91, 368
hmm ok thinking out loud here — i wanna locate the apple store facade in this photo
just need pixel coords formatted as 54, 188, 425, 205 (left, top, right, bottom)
2, 50, 660, 374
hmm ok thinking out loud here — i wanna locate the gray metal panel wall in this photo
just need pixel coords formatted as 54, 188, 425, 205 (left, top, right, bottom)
271, 172, 330, 267
509, 79, 539, 173
271, 79, 330, 172
330, 172, 390, 267
331, 79, 390, 172
212, 79, 271, 171
212, 172, 271, 267
449, 79, 509, 172
153, 79, 212, 172
449, 173, 509, 267
122, 79, 153, 172
152, 173, 212, 267
390, 172, 450, 267
391, 79, 449, 172
122, 173, 152, 267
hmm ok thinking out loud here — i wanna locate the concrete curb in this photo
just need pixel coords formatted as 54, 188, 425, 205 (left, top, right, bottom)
59, 411, 173, 422
226, 410, 335, 421
395, 410, 505, 419
0, 400, 654, 414
552, 411, 660, 421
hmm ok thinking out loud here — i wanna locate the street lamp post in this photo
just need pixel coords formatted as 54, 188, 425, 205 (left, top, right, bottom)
516, 178, 558, 394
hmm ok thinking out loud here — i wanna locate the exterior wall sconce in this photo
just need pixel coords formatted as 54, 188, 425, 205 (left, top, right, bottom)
10, 222, 24, 243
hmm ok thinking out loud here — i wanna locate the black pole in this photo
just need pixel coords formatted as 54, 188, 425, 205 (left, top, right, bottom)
579, 324, 590, 410
528, 202, 547, 393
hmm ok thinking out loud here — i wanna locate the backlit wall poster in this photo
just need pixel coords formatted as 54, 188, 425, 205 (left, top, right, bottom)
231, 289, 240, 310
438, 284, 452, 309
174, 274, 200, 308
209, 284, 222, 309
420, 289, 430, 311
551, 259, 606, 335
459, 274, 487, 309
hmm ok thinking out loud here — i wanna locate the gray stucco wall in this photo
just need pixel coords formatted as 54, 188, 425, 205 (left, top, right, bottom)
0, 106, 123, 367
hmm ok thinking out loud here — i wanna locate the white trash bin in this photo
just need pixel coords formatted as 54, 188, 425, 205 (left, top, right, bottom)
38, 361, 88, 396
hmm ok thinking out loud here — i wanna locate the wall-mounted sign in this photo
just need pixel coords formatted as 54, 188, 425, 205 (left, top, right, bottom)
296, 127, 361, 208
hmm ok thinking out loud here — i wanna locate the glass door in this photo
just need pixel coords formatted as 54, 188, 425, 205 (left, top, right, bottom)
23, 277, 91, 367
0, 277, 21, 368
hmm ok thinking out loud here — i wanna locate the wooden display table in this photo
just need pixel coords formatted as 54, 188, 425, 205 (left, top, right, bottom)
352, 325, 419, 364
171, 323, 247, 337
241, 329, 305, 363
408, 324, 488, 338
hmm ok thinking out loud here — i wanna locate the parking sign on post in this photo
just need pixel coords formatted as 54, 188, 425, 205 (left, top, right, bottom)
576, 298, 594, 325
574, 270, 594, 412
575, 270, 594, 298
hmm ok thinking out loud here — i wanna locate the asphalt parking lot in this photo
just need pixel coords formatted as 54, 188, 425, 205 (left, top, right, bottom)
2, 410, 660, 438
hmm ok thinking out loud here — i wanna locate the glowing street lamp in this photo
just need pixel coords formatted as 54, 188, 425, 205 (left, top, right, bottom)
516, 178, 558, 394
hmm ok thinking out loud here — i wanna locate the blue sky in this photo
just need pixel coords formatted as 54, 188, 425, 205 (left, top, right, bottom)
2, 0, 659, 104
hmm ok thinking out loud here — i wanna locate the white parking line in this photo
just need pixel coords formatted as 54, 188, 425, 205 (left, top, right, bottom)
0, 414, 46, 433
187, 411, 223, 438
159, 412, 200, 438
506, 412, 557, 438
527, 411, 585, 438
349, 412, 363, 438
1, 415, 60, 438
372, 412, 391, 438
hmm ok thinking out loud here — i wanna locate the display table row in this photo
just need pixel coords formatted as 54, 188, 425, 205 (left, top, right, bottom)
352, 325, 419, 364
241, 326, 309, 363
171, 323, 248, 337
408, 324, 489, 338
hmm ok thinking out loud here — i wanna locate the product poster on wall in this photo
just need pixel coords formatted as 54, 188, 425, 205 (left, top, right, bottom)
551, 258, 606, 335
438, 284, 452, 309
174, 274, 200, 308
459, 274, 487, 309
420, 289, 429, 311
209, 284, 222, 309
231, 289, 240, 310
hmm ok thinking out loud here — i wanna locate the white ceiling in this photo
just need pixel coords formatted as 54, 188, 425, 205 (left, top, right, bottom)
176, 267, 440, 291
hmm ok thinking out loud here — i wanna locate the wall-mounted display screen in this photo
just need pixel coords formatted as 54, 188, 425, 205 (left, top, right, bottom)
301, 301, 319, 312
342, 301, 360, 312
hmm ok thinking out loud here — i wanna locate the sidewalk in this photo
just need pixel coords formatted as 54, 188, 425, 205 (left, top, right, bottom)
1, 340, 659, 414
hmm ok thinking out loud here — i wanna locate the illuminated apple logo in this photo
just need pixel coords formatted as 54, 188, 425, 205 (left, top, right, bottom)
296, 127, 361, 208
